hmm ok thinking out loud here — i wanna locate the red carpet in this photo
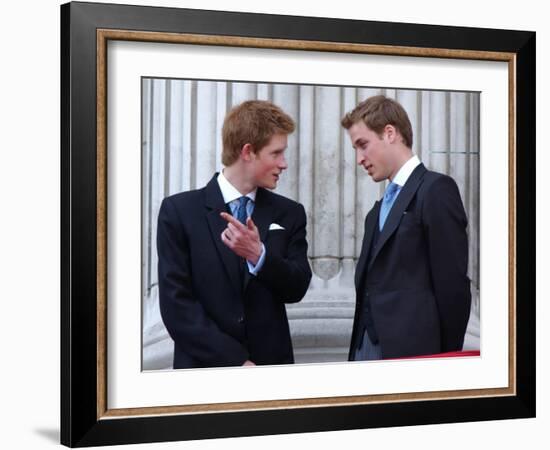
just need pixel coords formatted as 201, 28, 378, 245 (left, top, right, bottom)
391, 350, 480, 360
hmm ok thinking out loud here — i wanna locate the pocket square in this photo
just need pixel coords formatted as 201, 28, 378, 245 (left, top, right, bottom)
269, 223, 285, 230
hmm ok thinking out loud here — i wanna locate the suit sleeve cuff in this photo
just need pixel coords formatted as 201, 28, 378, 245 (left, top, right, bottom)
247, 243, 266, 276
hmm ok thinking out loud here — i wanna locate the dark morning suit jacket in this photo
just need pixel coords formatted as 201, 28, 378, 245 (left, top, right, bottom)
349, 163, 471, 360
157, 174, 312, 369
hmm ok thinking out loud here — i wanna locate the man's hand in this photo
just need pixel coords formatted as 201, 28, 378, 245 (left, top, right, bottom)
242, 360, 256, 366
220, 212, 262, 265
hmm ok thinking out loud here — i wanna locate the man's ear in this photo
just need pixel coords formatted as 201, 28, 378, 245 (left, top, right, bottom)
240, 143, 255, 162
383, 124, 398, 143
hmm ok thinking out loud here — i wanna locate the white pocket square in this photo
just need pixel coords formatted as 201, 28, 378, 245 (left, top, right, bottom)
269, 223, 285, 230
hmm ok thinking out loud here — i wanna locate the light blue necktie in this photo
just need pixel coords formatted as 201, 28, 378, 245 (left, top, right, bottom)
379, 182, 400, 230
236, 196, 250, 224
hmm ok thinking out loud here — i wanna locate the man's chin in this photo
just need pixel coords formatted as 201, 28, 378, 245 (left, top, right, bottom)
370, 174, 384, 182
258, 181, 276, 190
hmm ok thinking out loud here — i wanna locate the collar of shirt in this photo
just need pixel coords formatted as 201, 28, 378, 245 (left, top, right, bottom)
391, 154, 421, 187
217, 171, 257, 205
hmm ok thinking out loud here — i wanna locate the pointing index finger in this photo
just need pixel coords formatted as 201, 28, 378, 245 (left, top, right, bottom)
220, 211, 246, 230
246, 216, 257, 231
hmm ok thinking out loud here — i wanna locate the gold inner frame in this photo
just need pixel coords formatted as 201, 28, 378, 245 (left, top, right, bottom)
96, 29, 517, 420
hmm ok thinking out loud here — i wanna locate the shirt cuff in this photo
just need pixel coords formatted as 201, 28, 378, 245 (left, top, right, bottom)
247, 243, 266, 276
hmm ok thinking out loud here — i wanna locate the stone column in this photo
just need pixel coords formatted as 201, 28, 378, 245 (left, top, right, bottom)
273, 84, 299, 200
311, 86, 341, 285
429, 91, 450, 173
195, 81, 218, 187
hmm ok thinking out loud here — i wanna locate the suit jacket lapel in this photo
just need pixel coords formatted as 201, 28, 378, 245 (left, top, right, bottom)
368, 164, 427, 271
204, 174, 242, 296
355, 201, 380, 290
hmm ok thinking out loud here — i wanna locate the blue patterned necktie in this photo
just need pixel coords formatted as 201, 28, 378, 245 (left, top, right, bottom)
379, 182, 400, 230
236, 196, 250, 224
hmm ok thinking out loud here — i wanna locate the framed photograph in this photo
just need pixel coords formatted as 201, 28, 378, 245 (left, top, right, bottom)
61, 1, 535, 447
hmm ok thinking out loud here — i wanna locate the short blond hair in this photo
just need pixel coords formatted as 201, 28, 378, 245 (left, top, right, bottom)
222, 100, 295, 166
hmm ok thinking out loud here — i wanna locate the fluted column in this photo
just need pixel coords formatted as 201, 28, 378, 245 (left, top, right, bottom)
341, 87, 358, 287
273, 84, 299, 200
215, 82, 228, 174
429, 91, 450, 172
312, 86, 341, 283
142, 79, 154, 307
230, 82, 256, 107
256, 83, 272, 100
195, 81, 218, 187
180, 80, 194, 192
147, 79, 169, 320
298, 85, 315, 258
449, 92, 469, 204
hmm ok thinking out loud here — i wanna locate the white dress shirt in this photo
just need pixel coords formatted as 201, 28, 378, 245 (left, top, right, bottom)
392, 154, 421, 188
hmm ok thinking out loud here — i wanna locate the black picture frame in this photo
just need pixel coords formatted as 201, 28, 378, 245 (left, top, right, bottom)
61, 1, 535, 447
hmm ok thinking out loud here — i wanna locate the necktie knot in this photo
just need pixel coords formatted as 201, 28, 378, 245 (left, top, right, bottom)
236, 196, 250, 224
